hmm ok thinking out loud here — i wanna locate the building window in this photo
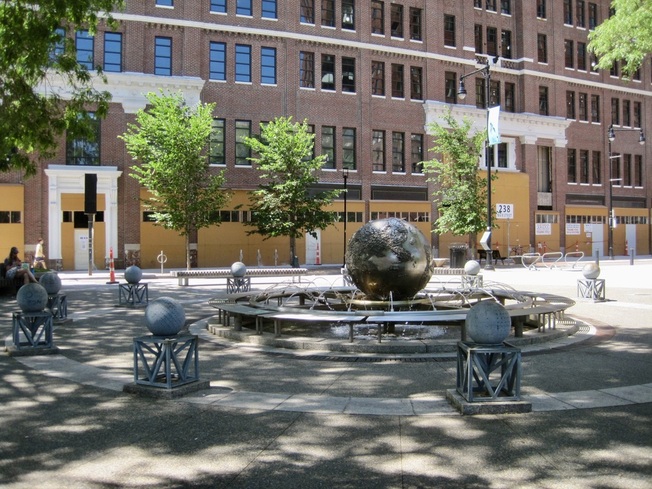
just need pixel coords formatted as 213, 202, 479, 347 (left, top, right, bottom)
537, 0, 546, 19
567, 148, 577, 183
300, 0, 314, 23
501, 30, 512, 58
474, 0, 482, 8
50, 27, 66, 63
591, 94, 600, 123
444, 15, 455, 47
538, 146, 552, 194
445, 72, 457, 104
410, 8, 422, 41
76, 30, 94, 70
579, 93, 588, 121
322, 0, 335, 27
486, 143, 507, 168
209, 42, 226, 81
391, 64, 404, 98
580, 149, 589, 183
342, 57, 355, 93
577, 42, 587, 71
321, 126, 335, 168
486, 0, 497, 12
489, 80, 500, 106
537, 34, 547, 63
372, 130, 385, 171
634, 102, 641, 127
504, 82, 515, 112
209, 118, 225, 165
66, 113, 100, 166
391, 4, 403, 38
211, 0, 227, 13
236, 0, 252, 16
372, 61, 385, 96
539, 86, 549, 116
476, 78, 486, 109
342, 0, 355, 30
235, 120, 251, 165
410, 66, 422, 100
371, 1, 384, 35
634, 155, 642, 187
566, 91, 576, 119
623, 154, 631, 186
0, 211, 21, 224
321, 54, 335, 90
154, 36, 172, 76
486, 27, 498, 57
622, 100, 631, 126
342, 128, 356, 170
103, 32, 122, 73
156, 0, 173, 6
564, 0, 573, 25
300, 51, 315, 88
588, 2, 599, 29
592, 151, 601, 184
261, 47, 276, 84
611, 153, 621, 183
411, 134, 423, 174
235, 44, 252, 83
262, 0, 277, 19
611, 98, 620, 125
474, 25, 483, 54
564, 40, 574, 69
576, 0, 585, 28
392, 132, 405, 173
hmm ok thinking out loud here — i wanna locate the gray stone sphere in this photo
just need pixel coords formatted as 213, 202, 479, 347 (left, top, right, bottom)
464, 260, 481, 276
39, 272, 62, 295
465, 300, 512, 345
145, 297, 186, 337
582, 262, 600, 279
345, 218, 433, 300
231, 261, 247, 277
124, 265, 142, 284
16, 283, 49, 312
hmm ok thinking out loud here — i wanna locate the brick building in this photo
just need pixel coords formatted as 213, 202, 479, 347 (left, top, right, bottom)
0, 0, 650, 270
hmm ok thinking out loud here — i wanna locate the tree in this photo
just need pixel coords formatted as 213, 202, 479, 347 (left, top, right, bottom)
422, 110, 494, 251
0, 0, 124, 176
121, 91, 230, 270
243, 117, 339, 267
588, 0, 652, 78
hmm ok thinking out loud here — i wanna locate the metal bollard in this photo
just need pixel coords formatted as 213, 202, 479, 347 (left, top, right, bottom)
594, 249, 600, 266
630, 248, 635, 266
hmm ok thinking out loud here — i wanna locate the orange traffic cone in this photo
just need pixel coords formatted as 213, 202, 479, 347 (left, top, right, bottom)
106, 247, 118, 284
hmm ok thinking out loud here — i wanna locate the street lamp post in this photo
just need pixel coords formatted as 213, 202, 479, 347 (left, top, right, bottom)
606, 124, 645, 259
342, 168, 349, 267
458, 58, 496, 270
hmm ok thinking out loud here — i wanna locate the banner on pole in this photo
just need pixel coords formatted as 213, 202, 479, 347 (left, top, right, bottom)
487, 106, 501, 146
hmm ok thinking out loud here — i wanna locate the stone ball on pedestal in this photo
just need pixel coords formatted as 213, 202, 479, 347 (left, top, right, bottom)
345, 218, 433, 300
582, 262, 600, 279
231, 261, 247, 277
145, 297, 186, 337
465, 300, 512, 345
464, 260, 481, 276
124, 265, 142, 284
39, 272, 62, 295
16, 283, 49, 312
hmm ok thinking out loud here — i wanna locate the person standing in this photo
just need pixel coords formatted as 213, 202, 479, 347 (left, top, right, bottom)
33, 238, 46, 269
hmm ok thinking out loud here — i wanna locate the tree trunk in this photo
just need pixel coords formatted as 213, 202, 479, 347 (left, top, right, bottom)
185, 234, 191, 270
290, 236, 297, 268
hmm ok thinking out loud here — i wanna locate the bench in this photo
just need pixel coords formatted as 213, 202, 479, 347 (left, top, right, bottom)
173, 267, 309, 286
477, 249, 505, 265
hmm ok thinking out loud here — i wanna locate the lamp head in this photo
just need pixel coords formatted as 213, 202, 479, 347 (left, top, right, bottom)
457, 80, 467, 100
608, 125, 615, 142
639, 130, 646, 145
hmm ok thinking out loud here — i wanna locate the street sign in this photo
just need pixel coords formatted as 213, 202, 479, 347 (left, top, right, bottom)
496, 203, 514, 219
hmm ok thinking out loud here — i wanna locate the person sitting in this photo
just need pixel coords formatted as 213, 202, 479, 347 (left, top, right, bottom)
4, 247, 38, 285
33, 238, 47, 270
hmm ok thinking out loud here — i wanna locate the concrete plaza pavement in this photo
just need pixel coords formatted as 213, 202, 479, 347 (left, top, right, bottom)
1, 258, 651, 488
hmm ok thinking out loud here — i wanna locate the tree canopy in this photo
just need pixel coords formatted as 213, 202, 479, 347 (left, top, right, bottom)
121, 91, 230, 270
243, 117, 339, 266
423, 110, 493, 244
588, 0, 652, 78
0, 0, 123, 176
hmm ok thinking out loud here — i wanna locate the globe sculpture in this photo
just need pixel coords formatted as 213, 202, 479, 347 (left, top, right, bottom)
16, 283, 49, 312
345, 218, 432, 300
464, 260, 481, 276
39, 272, 62, 295
124, 265, 142, 284
145, 297, 186, 337
465, 300, 512, 345
231, 261, 247, 277
582, 262, 600, 279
